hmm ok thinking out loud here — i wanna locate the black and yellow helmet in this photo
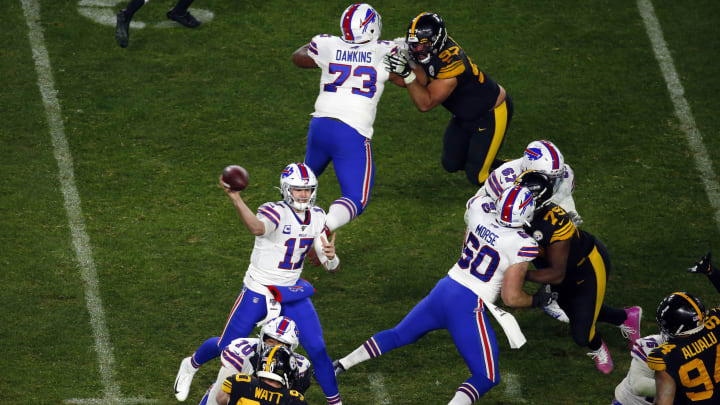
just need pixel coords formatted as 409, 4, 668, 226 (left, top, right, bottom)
406, 12, 447, 64
656, 292, 706, 339
515, 170, 554, 209
256, 345, 298, 388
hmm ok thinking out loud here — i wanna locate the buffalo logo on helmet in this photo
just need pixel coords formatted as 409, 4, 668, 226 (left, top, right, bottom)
524, 147, 544, 161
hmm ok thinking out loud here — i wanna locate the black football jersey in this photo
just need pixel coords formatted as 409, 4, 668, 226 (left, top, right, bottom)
523, 203, 598, 275
222, 373, 308, 405
420, 36, 501, 121
647, 307, 720, 404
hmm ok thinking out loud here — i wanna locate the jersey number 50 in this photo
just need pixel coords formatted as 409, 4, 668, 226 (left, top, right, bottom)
457, 232, 500, 282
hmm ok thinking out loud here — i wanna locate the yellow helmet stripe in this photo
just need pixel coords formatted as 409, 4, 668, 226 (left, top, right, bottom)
674, 292, 704, 322
409, 12, 431, 36
265, 345, 280, 372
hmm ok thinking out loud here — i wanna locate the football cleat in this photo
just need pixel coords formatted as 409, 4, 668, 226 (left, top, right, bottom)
619, 306, 642, 349
587, 340, 613, 374
542, 296, 569, 323
173, 356, 198, 401
115, 10, 130, 48
333, 359, 346, 376
167, 9, 201, 28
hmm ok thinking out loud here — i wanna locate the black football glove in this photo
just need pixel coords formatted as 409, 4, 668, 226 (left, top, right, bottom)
531, 285, 558, 308
383, 53, 412, 78
687, 252, 717, 275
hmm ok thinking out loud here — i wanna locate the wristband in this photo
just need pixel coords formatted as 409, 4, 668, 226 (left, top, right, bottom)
403, 71, 416, 85
326, 256, 340, 271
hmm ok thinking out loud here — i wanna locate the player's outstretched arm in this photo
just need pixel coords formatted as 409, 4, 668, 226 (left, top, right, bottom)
219, 176, 265, 236
687, 252, 720, 293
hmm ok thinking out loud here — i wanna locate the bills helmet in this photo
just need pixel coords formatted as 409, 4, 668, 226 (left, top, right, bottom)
259, 316, 300, 352
256, 345, 298, 388
656, 292, 706, 339
496, 185, 535, 228
340, 3, 382, 44
280, 163, 318, 211
406, 12, 447, 64
521, 140, 566, 179
516, 171, 554, 208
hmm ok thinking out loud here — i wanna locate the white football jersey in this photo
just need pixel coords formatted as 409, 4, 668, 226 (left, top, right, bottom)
476, 158, 578, 215
245, 201, 327, 286
204, 337, 311, 405
613, 334, 666, 405
447, 195, 539, 304
308, 34, 397, 139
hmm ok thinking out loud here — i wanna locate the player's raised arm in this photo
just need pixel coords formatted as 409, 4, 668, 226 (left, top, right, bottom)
219, 175, 266, 236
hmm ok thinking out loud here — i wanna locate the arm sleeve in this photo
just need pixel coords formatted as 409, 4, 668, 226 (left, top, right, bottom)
293, 364, 313, 394
708, 268, 720, 293
627, 357, 657, 397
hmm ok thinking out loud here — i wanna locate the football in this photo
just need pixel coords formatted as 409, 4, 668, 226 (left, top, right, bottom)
221, 165, 249, 191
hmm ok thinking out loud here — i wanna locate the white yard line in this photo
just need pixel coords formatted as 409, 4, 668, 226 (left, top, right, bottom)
20, 1, 154, 404
368, 373, 391, 404
637, 0, 720, 229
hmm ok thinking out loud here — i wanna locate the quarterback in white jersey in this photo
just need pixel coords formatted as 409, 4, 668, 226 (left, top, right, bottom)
173, 163, 346, 405
292, 3, 405, 232
478, 139, 580, 224
612, 334, 666, 405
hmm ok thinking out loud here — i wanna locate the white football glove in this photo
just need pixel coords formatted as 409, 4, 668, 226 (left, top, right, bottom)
383, 53, 415, 84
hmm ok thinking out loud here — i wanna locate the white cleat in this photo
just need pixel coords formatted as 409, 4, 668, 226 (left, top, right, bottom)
173, 357, 197, 401
542, 296, 569, 323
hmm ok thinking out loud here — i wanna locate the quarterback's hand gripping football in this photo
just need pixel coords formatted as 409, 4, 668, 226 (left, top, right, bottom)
383, 53, 415, 84
687, 252, 716, 275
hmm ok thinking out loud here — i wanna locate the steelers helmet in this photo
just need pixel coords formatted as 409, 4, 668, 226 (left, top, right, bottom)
256, 345, 298, 388
656, 292, 706, 339
516, 171, 554, 208
406, 12, 447, 64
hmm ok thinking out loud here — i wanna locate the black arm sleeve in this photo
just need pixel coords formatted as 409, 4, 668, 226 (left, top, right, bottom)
708, 268, 720, 293
292, 365, 313, 394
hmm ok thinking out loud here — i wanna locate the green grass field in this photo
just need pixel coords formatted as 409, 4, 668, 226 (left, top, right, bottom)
3, 0, 720, 404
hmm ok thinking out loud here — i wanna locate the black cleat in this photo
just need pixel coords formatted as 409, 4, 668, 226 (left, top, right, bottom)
333, 360, 346, 376
166, 9, 201, 28
115, 9, 130, 48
